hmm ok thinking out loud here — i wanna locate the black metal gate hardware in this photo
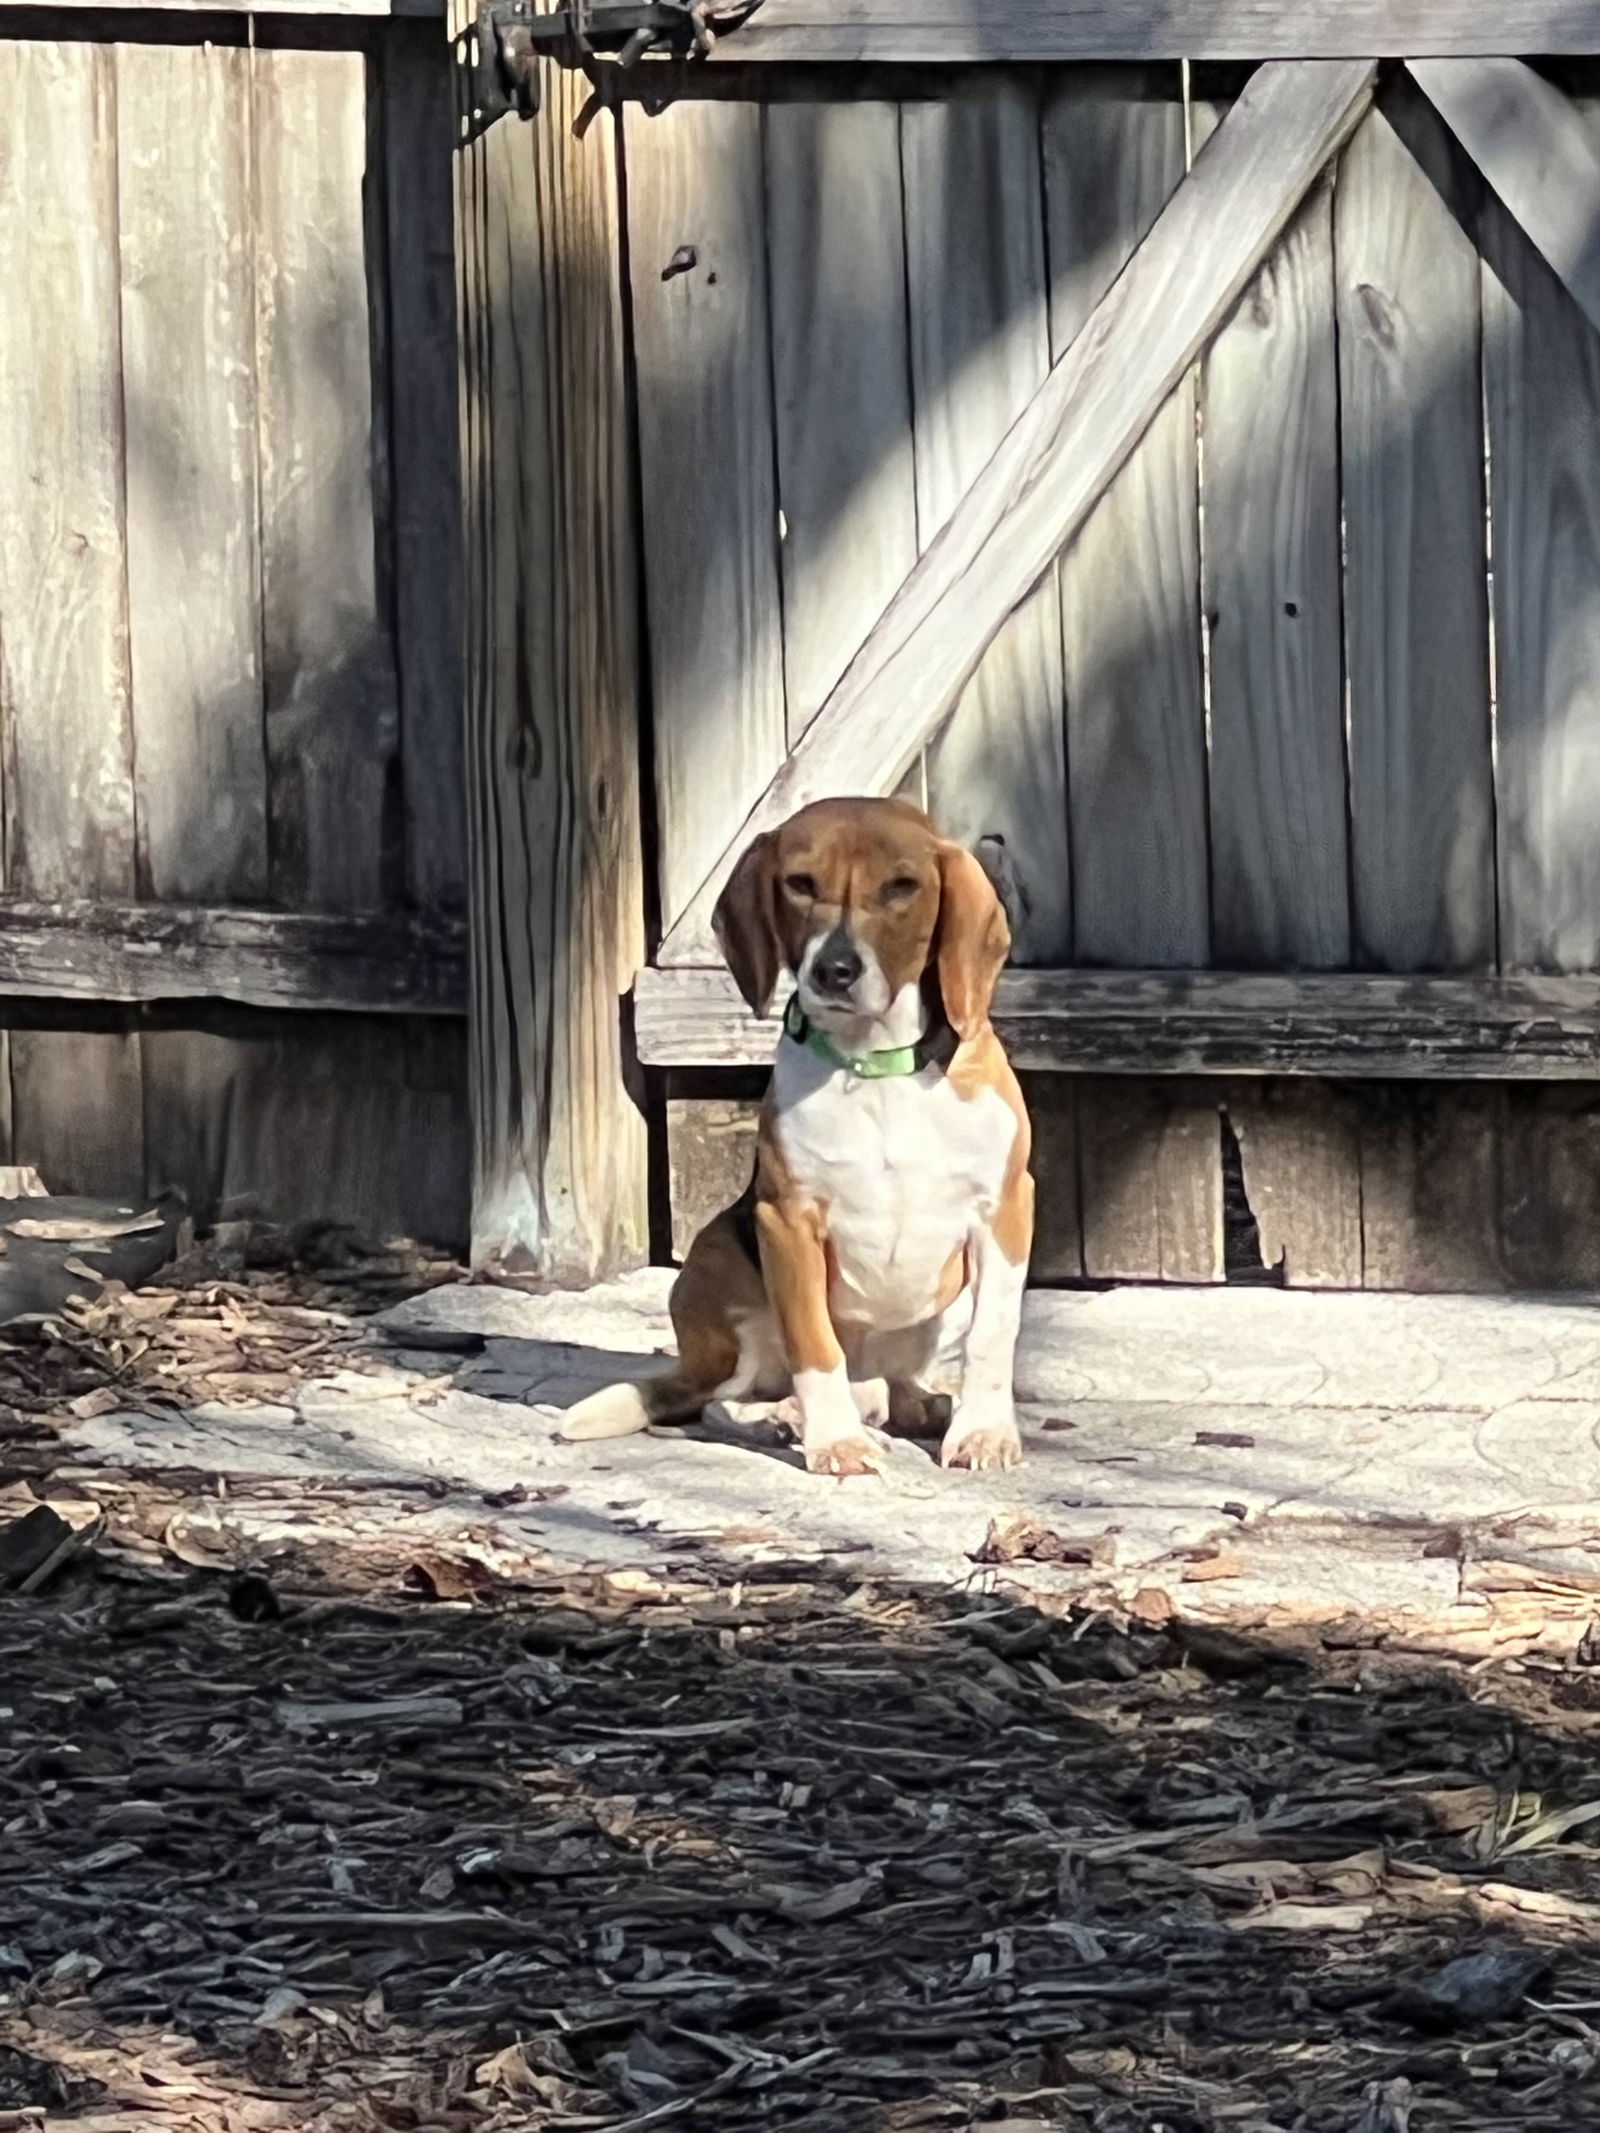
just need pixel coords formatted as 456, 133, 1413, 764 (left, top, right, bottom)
462, 0, 759, 132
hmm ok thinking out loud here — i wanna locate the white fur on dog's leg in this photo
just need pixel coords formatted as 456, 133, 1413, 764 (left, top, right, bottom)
851, 1376, 890, 1429
942, 1219, 1026, 1472
556, 1382, 652, 1442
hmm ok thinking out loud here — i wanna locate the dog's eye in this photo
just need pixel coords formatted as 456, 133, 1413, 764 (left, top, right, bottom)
882, 875, 920, 902
783, 873, 817, 900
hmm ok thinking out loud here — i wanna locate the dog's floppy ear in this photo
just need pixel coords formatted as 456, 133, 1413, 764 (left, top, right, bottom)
934, 840, 1011, 1043
713, 832, 783, 1017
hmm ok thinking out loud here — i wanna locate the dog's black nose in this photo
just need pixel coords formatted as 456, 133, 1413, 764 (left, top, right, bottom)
812, 933, 863, 996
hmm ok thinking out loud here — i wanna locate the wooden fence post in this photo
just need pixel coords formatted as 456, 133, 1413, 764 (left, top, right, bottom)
450, 29, 649, 1281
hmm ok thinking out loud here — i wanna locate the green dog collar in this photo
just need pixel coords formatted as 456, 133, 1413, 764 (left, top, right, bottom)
782, 994, 927, 1079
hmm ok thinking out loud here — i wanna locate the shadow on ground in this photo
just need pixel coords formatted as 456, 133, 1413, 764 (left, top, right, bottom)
3, 1539, 1600, 2132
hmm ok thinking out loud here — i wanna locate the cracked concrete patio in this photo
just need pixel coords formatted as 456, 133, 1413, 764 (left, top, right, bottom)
52, 1272, 1600, 1654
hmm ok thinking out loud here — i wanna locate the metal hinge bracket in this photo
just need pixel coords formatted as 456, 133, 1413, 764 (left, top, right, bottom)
460, 0, 755, 137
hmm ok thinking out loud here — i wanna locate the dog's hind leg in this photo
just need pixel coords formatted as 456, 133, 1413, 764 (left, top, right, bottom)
556, 1206, 776, 1442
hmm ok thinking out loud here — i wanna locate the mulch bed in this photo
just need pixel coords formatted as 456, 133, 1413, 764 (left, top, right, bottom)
4, 1530, 1600, 2132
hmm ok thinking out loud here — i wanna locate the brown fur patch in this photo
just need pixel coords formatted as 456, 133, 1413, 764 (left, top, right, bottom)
755, 1197, 842, 1375
710, 797, 1012, 1038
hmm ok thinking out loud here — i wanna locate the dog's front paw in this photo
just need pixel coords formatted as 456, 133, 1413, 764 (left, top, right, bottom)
940, 1409, 1022, 1472
804, 1425, 888, 1479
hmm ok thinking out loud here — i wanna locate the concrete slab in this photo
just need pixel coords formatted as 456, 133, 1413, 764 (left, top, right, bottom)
58, 1276, 1600, 1649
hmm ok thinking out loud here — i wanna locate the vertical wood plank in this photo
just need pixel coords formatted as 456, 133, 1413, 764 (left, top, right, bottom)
1482, 110, 1600, 974
118, 41, 267, 908
1336, 85, 1493, 974
1044, 69, 1207, 969
456, 54, 649, 1277
1079, 1079, 1222, 1283
1358, 1086, 1503, 1291
767, 101, 917, 744
143, 1016, 467, 1246
1021, 1074, 1082, 1281
383, 25, 465, 914
1228, 1080, 1362, 1286
255, 45, 399, 913
0, 42, 137, 904
1204, 179, 1348, 968
905, 80, 1069, 962
1500, 1088, 1600, 1289
0, 44, 144, 1200
625, 100, 786, 944
11, 1032, 145, 1202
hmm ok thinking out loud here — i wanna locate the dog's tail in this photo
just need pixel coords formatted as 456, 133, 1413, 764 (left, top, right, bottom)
556, 1368, 715, 1443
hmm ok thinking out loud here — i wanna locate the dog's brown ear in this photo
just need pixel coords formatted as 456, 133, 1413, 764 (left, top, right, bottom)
713, 832, 783, 1016
934, 841, 1010, 1043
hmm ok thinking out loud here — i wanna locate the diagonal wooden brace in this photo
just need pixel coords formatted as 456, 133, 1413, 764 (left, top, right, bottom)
1411, 57, 1600, 339
657, 56, 1376, 965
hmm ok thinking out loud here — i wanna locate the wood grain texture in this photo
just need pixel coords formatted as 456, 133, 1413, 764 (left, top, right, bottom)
699, 0, 1600, 61
1227, 1081, 1361, 1286
1021, 1074, 1082, 1281
1411, 59, 1600, 341
766, 100, 917, 745
143, 1015, 467, 1245
1045, 68, 1207, 969
1204, 179, 1348, 969
383, 24, 465, 913
1480, 111, 1600, 973
117, 40, 268, 906
456, 56, 648, 1277
634, 962, 1600, 1077
903, 81, 1069, 963
1500, 1087, 1600, 1289
255, 45, 399, 913
1356, 1085, 1503, 1291
1078, 1079, 1223, 1284
1336, 86, 1493, 973
0, 45, 143, 1214
0, 40, 136, 903
659, 59, 1376, 962
9, 1032, 145, 1201
624, 99, 786, 937
0, 901, 463, 1014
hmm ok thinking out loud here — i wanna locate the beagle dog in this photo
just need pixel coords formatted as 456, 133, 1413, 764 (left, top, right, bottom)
560, 797, 1033, 1476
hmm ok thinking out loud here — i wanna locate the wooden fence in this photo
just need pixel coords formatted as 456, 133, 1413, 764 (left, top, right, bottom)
0, 11, 467, 1243
578, 50, 1600, 1291
12, 8, 1600, 1287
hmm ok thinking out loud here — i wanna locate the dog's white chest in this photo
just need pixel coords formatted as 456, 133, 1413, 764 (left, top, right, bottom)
772, 1045, 1017, 1331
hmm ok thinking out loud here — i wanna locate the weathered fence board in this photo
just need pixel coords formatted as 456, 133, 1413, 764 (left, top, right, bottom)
1482, 136, 1600, 974
255, 46, 399, 914
767, 100, 917, 744
624, 100, 787, 934
0, 42, 144, 1213
457, 57, 647, 1276
1079, 1078, 1223, 1283
1357, 1086, 1504, 1290
0, 24, 467, 1244
904, 80, 1070, 963
1204, 179, 1347, 968
383, 23, 465, 915
0, 41, 137, 906
1336, 86, 1494, 974
118, 40, 268, 907
636, 965, 1600, 1079
10, 1031, 146, 1202
1229, 1080, 1362, 1286
1045, 69, 1209, 972
659, 59, 1377, 961
690, 1, 1600, 61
